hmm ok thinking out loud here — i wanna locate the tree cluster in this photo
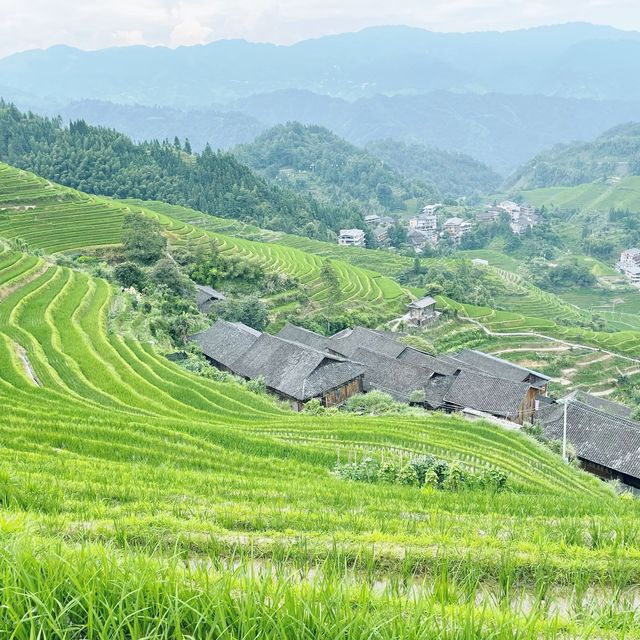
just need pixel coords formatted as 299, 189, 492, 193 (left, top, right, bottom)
0, 102, 349, 240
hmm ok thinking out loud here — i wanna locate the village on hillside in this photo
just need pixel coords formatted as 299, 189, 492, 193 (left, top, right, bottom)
338, 200, 542, 251
190, 293, 640, 491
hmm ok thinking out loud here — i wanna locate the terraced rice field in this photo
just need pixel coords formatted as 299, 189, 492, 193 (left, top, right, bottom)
0, 164, 407, 317
2, 165, 640, 635
3, 163, 640, 361
1, 244, 640, 637
0, 165, 124, 252
134, 203, 407, 316
523, 176, 640, 212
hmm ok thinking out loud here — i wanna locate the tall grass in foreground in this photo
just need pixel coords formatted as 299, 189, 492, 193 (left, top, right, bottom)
0, 536, 638, 639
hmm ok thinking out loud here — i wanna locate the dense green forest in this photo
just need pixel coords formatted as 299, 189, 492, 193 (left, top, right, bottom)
0, 102, 361, 239
365, 139, 502, 198
509, 122, 640, 190
233, 122, 431, 212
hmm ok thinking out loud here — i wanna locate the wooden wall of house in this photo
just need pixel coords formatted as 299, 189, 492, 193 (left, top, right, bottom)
516, 387, 538, 424
322, 376, 363, 407
580, 459, 640, 490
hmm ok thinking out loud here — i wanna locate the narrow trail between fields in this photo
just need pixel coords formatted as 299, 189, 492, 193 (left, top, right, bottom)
15, 343, 40, 386
460, 316, 640, 366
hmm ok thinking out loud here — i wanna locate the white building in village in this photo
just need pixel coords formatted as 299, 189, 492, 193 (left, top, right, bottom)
409, 214, 437, 231
338, 228, 366, 247
617, 248, 640, 286
421, 203, 442, 216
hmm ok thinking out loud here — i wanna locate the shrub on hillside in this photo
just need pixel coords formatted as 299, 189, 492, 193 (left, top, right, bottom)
333, 454, 507, 493
342, 391, 414, 416
114, 262, 146, 290
122, 213, 167, 265
212, 295, 269, 332
149, 259, 195, 298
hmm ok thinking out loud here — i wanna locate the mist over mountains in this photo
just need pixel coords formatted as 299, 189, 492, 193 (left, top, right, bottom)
3, 22, 640, 172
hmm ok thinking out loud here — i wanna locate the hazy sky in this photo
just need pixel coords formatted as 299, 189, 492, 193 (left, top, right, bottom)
1, 0, 640, 57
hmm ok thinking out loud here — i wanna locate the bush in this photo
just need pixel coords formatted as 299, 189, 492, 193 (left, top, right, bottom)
149, 259, 194, 298
547, 439, 577, 462
213, 295, 269, 332
114, 262, 146, 290
342, 391, 410, 415
334, 454, 508, 494
480, 469, 509, 493
397, 464, 419, 486
334, 457, 380, 483
122, 213, 167, 264
443, 463, 466, 491
423, 468, 440, 489
409, 455, 436, 485
246, 376, 267, 395
377, 461, 399, 484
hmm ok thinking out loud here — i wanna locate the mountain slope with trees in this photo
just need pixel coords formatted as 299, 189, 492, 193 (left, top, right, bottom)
508, 122, 640, 189
233, 122, 432, 211
0, 102, 360, 239
366, 139, 502, 198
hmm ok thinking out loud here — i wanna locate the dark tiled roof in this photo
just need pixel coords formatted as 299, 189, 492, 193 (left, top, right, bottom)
190, 320, 258, 369
408, 296, 436, 309
538, 400, 640, 480
232, 333, 364, 401
443, 370, 532, 417
328, 326, 406, 359
454, 349, 550, 384
195, 284, 225, 305
398, 349, 460, 376
422, 374, 457, 409
563, 390, 632, 419
351, 347, 434, 402
276, 323, 330, 351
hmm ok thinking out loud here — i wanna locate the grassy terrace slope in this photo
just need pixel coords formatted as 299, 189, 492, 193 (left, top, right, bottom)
0, 164, 406, 317
3, 164, 640, 358
0, 244, 639, 637
522, 176, 640, 212
1, 167, 640, 634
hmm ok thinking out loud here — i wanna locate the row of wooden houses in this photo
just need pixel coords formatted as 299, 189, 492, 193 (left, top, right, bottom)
191, 320, 640, 488
191, 321, 550, 420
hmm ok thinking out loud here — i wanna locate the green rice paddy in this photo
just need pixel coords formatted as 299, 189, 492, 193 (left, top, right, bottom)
1, 162, 640, 637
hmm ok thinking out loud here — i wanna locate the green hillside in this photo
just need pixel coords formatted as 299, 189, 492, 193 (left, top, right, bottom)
366, 138, 503, 197
129, 199, 640, 359
1, 244, 639, 637
508, 122, 640, 190
4, 161, 640, 363
0, 101, 359, 239
0, 164, 408, 321
234, 122, 430, 212
522, 176, 640, 211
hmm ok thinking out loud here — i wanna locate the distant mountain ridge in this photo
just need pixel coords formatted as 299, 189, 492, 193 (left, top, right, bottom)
2, 23, 640, 106
5, 24, 640, 171
11, 91, 640, 172
508, 122, 640, 189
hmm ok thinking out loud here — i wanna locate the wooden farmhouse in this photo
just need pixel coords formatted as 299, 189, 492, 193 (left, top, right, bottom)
406, 296, 438, 327
191, 320, 364, 410
539, 391, 640, 488
195, 284, 225, 313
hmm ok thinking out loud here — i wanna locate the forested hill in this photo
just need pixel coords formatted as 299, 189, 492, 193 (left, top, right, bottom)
365, 139, 502, 198
233, 122, 431, 211
0, 102, 360, 239
508, 122, 640, 190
